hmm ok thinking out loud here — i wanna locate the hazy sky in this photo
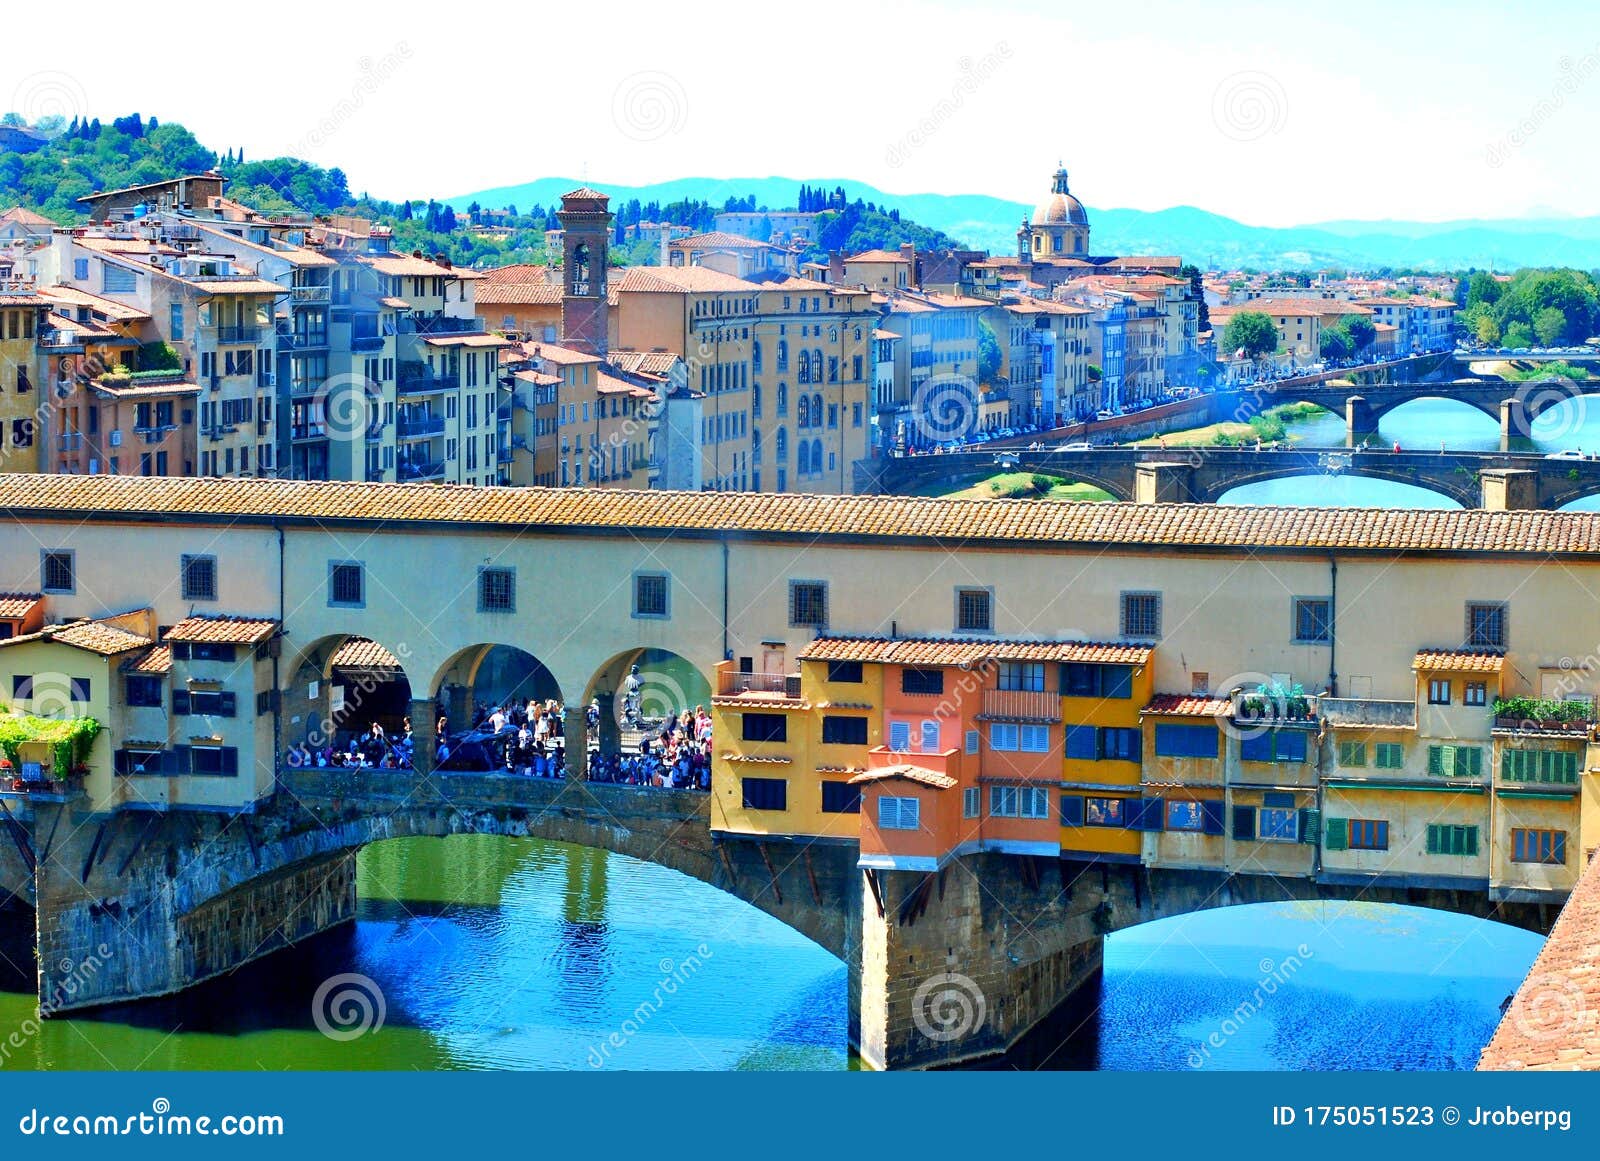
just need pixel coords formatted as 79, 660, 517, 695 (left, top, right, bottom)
12, 0, 1600, 224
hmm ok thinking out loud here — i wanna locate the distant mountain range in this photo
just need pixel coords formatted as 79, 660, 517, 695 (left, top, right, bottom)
448, 175, 1600, 272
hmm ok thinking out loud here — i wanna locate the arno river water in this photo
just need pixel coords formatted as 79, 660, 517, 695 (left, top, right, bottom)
0, 396, 1571, 1074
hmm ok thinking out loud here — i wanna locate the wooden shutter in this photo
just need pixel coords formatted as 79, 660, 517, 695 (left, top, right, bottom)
172, 689, 190, 715
1060, 794, 1084, 827
1232, 805, 1257, 841
1201, 801, 1225, 835
1324, 816, 1348, 851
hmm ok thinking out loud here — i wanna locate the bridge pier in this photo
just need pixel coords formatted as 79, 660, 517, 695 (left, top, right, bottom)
409, 698, 437, 771
1344, 396, 1378, 447
562, 705, 589, 779
30, 798, 358, 1014
1480, 468, 1541, 511
1134, 462, 1196, 504
1501, 397, 1536, 450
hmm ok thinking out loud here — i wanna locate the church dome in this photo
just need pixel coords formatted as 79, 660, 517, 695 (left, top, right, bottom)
1031, 165, 1088, 227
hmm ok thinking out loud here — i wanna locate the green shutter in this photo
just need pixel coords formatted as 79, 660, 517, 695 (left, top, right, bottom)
1466, 747, 1483, 778
1427, 745, 1444, 776
1324, 816, 1348, 851
1425, 824, 1440, 855
1299, 807, 1319, 844
1465, 826, 1479, 857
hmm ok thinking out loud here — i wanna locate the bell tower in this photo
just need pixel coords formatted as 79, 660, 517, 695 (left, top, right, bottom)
558, 187, 612, 355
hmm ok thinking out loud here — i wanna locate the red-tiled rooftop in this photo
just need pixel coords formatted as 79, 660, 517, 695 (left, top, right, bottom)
798, 636, 1154, 667
0, 618, 152, 656
1142, 694, 1232, 717
1479, 852, 1600, 1070
122, 645, 172, 674
329, 638, 402, 669
5, 476, 1600, 558
1413, 649, 1505, 673
164, 616, 279, 645
849, 764, 958, 790
0, 593, 42, 620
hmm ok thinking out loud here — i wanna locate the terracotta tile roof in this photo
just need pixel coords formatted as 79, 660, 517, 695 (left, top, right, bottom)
845, 249, 912, 264
613, 266, 758, 294
421, 332, 509, 348
0, 594, 42, 620
718, 753, 793, 764
39, 284, 149, 321
475, 264, 563, 305
523, 342, 601, 366
849, 764, 958, 790
330, 637, 401, 669
165, 616, 278, 645
1479, 850, 1600, 1070
10, 476, 1600, 560
607, 350, 680, 377
561, 186, 610, 202
0, 618, 153, 656
798, 636, 1153, 667
1142, 694, 1232, 717
672, 231, 776, 251
1, 206, 53, 227
122, 645, 172, 674
1413, 649, 1505, 673
364, 254, 472, 278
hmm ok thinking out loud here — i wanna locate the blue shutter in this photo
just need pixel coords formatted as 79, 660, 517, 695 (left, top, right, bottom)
1102, 666, 1133, 699
1130, 798, 1165, 831
1239, 731, 1274, 762
1065, 726, 1098, 760
172, 689, 190, 715
1277, 730, 1308, 762
1060, 794, 1085, 826
218, 691, 237, 718
1201, 801, 1225, 835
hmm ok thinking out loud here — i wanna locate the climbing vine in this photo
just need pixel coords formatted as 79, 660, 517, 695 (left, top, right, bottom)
0, 708, 102, 779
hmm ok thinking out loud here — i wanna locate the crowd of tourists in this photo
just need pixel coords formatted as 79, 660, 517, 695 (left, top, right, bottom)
285, 722, 416, 770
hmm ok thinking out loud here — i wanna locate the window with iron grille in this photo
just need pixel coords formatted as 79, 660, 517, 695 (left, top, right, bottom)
329, 561, 364, 607
789, 580, 827, 628
1293, 597, 1331, 643
1466, 601, 1507, 649
1121, 591, 1161, 638
478, 566, 515, 614
41, 550, 74, 594
181, 554, 217, 602
633, 573, 669, 619
955, 587, 992, 633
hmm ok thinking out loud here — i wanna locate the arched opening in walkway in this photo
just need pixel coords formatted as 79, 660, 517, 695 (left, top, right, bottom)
431, 644, 562, 733
584, 647, 711, 735
1001, 899, 1543, 1071
283, 634, 415, 758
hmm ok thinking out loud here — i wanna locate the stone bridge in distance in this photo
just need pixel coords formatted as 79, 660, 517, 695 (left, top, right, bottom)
12, 768, 1553, 1070
866, 446, 1600, 510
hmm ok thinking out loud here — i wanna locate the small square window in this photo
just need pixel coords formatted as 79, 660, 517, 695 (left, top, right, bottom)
41, 550, 74, 594
1121, 591, 1160, 638
789, 580, 827, 628
1465, 602, 1507, 649
955, 587, 992, 633
478, 566, 515, 614
1427, 678, 1451, 706
329, 561, 364, 607
181, 554, 217, 602
1293, 597, 1331, 643
1464, 681, 1487, 707
633, 573, 669, 619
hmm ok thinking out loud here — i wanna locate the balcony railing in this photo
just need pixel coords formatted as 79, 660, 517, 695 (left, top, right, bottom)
351, 334, 385, 352
398, 459, 445, 481
718, 671, 802, 698
397, 415, 445, 440
291, 285, 331, 303
38, 329, 83, 349
397, 366, 449, 394
980, 688, 1061, 722
278, 330, 330, 350
497, 444, 514, 464
57, 432, 83, 452
400, 314, 485, 336
215, 325, 261, 344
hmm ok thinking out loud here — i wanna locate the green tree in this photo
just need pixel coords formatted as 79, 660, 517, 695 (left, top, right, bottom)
1223, 311, 1279, 359
1466, 271, 1502, 309
1344, 315, 1376, 353
1534, 306, 1568, 347
1473, 310, 1501, 346
1320, 326, 1352, 362
1504, 321, 1535, 348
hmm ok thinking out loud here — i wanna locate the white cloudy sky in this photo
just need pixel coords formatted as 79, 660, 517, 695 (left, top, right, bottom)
11, 0, 1600, 224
